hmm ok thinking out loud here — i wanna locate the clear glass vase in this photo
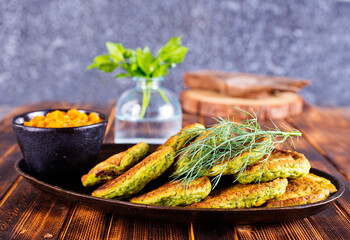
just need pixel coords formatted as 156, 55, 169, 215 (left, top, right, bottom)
114, 77, 182, 144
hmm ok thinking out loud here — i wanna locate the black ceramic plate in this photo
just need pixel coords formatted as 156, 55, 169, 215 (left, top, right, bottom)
15, 144, 345, 224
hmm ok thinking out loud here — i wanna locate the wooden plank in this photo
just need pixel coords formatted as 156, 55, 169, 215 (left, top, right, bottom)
192, 216, 322, 239
0, 134, 17, 156
181, 89, 304, 120
192, 223, 234, 240
203, 115, 218, 127
183, 71, 310, 98
106, 216, 134, 240
309, 206, 350, 240
182, 113, 201, 126
60, 205, 110, 240
108, 216, 189, 240
0, 148, 22, 199
0, 105, 11, 122
0, 105, 40, 155
323, 107, 350, 121
0, 179, 70, 240
288, 106, 350, 178
236, 220, 321, 240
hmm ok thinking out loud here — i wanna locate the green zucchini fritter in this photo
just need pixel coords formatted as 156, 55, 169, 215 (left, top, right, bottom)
234, 149, 311, 184
81, 142, 149, 187
188, 178, 288, 208
130, 176, 212, 206
205, 137, 270, 177
92, 146, 175, 199
172, 124, 223, 175
266, 173, 337, 207
156, 123, 205, 151
174, 136, 269, 177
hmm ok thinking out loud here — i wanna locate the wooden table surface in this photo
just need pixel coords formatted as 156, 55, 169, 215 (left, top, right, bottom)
0, 101, 349, 240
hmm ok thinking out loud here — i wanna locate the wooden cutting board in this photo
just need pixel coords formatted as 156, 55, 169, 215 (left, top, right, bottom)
184, 70, 310, 98
181, 89, 304, 119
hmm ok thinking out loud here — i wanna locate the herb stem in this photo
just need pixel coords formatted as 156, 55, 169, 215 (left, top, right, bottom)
172, 111, 302, 189
157, 89, 169, 103
264, 130, 302, 137
139, 81, 152, 119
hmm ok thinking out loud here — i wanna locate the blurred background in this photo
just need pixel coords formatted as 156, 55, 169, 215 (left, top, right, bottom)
1, 0, 350, 114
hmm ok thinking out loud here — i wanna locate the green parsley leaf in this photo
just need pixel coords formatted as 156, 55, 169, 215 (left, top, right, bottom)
96, 63, 118, 73
106, 42, 124, 62
87, 36, 188, 78
114, 73, 130, 78
87, 36, 188, 119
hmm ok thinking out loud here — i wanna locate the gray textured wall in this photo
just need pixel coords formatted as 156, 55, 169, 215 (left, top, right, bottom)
1, 0, 350, 107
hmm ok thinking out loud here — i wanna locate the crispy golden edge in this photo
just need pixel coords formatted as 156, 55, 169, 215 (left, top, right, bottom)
266, 189, 330, 207
91, 146, 175, 198
235, 149, 311, 184
105, 152, 127, 165
266, 173, 337, 207
81, 142, 149, 187
81, 152, 125, 185
156, 123, 205, 151
129, 176, 211, 205
188, 178, 288, 208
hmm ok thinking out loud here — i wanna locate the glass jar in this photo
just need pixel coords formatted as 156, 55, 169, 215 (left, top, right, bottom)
114, 77, 182, 144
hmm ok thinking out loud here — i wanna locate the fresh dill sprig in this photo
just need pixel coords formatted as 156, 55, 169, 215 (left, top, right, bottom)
171, 109, 302, 189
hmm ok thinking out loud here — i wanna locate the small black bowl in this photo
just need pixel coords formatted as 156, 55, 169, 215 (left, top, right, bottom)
12, 109, 108, 181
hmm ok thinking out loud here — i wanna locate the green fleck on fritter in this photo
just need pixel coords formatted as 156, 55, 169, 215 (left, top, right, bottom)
130, 176, 212, 206
81, 142, 149, 187
234, 149, 311, 184
188, 178, 288, 208
92, 146, 175, 199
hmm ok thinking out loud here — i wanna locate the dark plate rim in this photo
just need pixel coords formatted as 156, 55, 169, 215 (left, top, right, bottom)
15, 158, 345, 214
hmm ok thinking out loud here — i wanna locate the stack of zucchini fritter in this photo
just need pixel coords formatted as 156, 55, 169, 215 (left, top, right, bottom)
81, 123, 337, 208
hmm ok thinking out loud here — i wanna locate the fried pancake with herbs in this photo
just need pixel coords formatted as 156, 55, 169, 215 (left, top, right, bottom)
188, 178, 288, 208
81, 142, 149, 187
130, 176, 212, 206
205, 137, 270, 177
174, 136, 269, 177
266, 173, 337, 207
92, 146, 175, 199
234, 149, 311, 184
156, 123, 205, 151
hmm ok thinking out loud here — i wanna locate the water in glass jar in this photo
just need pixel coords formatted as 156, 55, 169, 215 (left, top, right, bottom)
114, 114, 182, 144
